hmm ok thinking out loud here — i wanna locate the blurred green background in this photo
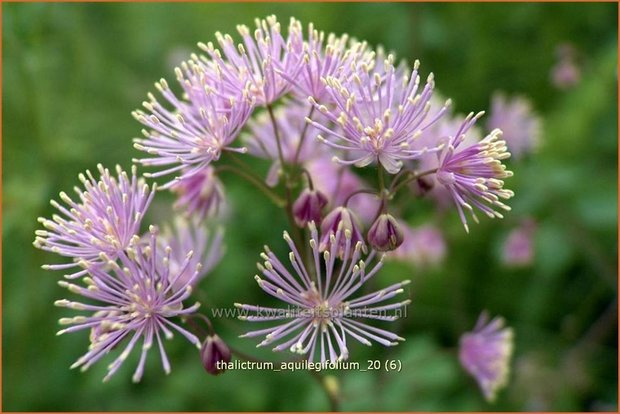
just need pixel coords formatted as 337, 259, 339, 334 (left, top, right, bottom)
3, 2, 618, 411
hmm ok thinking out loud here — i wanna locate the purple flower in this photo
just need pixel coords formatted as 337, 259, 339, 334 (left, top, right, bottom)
501, 219, 536, 267
320, 206, 366, 256
551, 59, 581, 90
244, 100, 328, 186
412, 109, 483, 209
367, 213, 404, 252
34, 165, 155, 278
487, 92, 541, 160
54, 227, 202, 382
132, 59, 254, 188
278, 24, 370, 103
460, 312, 514, 402
388, 223, 446, 267
172, 166, 226, 221
236, 223, 409, 362
551, 43, 581, 90
308, 58, 450, 174
435, 112, 514, 233
201, 334, 232, 375
157, 217, 225, 291
199, 16, 303, 106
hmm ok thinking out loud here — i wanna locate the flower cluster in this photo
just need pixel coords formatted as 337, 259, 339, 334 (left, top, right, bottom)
35, 15, 520, 400
56, 227, 203, 383
35, 165, 223, 381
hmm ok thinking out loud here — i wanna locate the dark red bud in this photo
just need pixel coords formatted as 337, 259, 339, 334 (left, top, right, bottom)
367, 213, 404, 252
200, 334, 231, 375
292, 188, 328, 227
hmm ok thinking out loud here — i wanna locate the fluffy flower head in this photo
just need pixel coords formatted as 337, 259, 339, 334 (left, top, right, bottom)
236, 223, 409, 362
199, 16, 303, 105
309, 58, 450, 173
436, 112, 514, 232
279, 24, 371, 102
487, 92, 541, 160
133, 59, 254, 188
34, 164, 155, 278
459, 312, 514, 402
54, 227, 202, 382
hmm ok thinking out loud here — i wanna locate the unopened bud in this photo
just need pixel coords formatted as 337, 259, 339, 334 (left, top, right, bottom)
292, 188, 328, 227
200, 334, 231, 375
367, 213, 404, 252
412, 175, 434, 196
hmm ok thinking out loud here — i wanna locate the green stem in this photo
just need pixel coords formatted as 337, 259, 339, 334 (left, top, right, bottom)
343, 189, 377, 207
300, 168, 315, 190
267, 105, 287, 173
185, 313, 215, 336
216, 164, 284, 207
230, 346, 339, 410
389, 168, 438, 196
266, 104, 305, 256
293, 106, 315, 165
377, 164, 386, 193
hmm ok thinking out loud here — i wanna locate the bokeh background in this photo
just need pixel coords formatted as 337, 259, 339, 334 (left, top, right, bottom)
3, 2, 618, 411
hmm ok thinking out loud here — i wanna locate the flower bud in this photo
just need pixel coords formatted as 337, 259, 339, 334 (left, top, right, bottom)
292, 188, 328, 227
367, 213, 404, 252
411, 175, 434, 197
200, 334, 231, 375
319, 206, 365, 256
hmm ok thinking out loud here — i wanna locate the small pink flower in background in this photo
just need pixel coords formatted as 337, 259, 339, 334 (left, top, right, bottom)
388, 223, 446, 267
245, 100, 328, 186
487, 92, 542, 160
501, 219, 536, 267
551, 43, 581, 90
157, 217, 225, 291
460, 311, 514, 403
172, 166, 226, 221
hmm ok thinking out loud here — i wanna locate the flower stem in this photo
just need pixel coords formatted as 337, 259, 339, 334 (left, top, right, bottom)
308, 371, 341, 411
293, 106, 315, 165
377, 164, 386, 193
215, 164, 285, 207
389, 168, 438, 196
343, 189, 377, 207
266, 104, 305, 256
230, 346, 340, 411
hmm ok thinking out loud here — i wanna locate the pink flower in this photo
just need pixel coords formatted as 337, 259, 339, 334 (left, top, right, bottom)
460, 312, 514, 402
501, 219, 536, 266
